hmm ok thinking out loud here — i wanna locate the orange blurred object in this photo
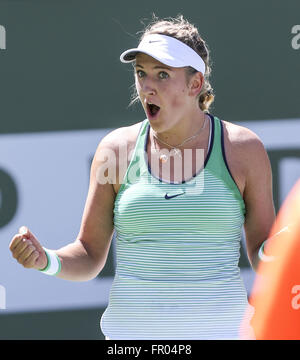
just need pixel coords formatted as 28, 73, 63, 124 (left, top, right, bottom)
246, 179, 300, 340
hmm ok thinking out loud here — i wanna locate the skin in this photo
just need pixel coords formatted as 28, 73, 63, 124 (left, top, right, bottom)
9, 53, 275, 278
134, 54, 205, 138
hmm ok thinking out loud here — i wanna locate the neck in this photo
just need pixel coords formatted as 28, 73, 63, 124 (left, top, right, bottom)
151, 110, 208, 148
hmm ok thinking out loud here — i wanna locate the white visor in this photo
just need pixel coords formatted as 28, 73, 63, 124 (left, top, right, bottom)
120, 34, 206, 74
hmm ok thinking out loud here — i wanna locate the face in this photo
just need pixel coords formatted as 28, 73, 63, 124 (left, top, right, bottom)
134, 53, 198, 133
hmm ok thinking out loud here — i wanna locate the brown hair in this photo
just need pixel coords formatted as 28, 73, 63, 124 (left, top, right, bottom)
130, 15, 215, 112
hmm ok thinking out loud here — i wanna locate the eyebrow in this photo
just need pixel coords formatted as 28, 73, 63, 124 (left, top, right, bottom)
135, 64, 173, 71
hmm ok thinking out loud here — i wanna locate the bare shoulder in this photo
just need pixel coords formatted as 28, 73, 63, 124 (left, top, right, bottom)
93, 121, 143, 164
220, 120, 271, 197
222, 120, 264, 148
222, 120, 268, 165
98, 121, 143, 151
92, 121, 143, 192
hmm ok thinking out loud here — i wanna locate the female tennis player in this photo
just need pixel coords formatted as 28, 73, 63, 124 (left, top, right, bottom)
9, 15, 276, 339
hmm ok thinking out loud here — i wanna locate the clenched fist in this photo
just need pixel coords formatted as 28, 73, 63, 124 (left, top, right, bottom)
9, 226, 48, 270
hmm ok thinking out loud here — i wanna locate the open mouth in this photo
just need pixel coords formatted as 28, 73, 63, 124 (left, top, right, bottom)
146, 103, 161, 118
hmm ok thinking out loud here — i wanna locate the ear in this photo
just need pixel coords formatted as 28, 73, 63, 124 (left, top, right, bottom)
188, 72, 204, 97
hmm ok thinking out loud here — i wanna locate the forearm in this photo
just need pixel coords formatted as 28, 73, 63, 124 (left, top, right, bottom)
53, 239, 105, 281
249, 247, 260, 273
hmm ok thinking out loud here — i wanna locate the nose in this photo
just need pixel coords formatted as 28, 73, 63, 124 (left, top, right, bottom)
139, 77, 157, 96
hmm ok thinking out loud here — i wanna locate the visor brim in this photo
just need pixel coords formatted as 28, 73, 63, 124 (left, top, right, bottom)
120, 49, 140, 63
120, 49, 186, 69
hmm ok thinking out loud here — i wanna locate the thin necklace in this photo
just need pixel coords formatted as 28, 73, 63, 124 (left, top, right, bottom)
152, 113, 207, 162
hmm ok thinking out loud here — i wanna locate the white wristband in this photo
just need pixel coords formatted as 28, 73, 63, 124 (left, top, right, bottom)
39, 248, 61, 276
258, 241, 276, 262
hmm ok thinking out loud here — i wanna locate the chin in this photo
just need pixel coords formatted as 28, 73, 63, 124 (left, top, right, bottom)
147, 117, 164, 132
146, 112, 162, 129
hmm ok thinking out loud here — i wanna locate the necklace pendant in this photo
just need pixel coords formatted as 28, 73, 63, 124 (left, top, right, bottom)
159, 154, 168, 163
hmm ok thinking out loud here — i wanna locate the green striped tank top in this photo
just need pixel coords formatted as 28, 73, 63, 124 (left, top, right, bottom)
100, 114, 253, 339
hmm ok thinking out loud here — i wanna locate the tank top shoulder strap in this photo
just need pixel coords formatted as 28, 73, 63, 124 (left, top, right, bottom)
120, 119, 148, 187
206, 115, 245, 212
132, 119, 149, 155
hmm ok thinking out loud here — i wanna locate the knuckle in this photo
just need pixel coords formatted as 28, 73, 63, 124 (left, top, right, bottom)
22, 250, 38, 268
27, 244, 35, 252
16, 257, 23, 265
23, 255, 37, 268
13, 249, 22, 259
21, 256, 30, 267
21, 240, 31, 251
17, 254, 25, 264
24, 260, 34, 268
9, 235, 21, 250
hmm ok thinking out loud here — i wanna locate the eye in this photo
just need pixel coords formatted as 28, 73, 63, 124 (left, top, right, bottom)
136, 70, 146, 78
158, 71, 169, 79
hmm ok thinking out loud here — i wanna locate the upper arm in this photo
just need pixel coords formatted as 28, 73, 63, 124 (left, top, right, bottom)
242, 132, 276, 269
75, 131, 119, 268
